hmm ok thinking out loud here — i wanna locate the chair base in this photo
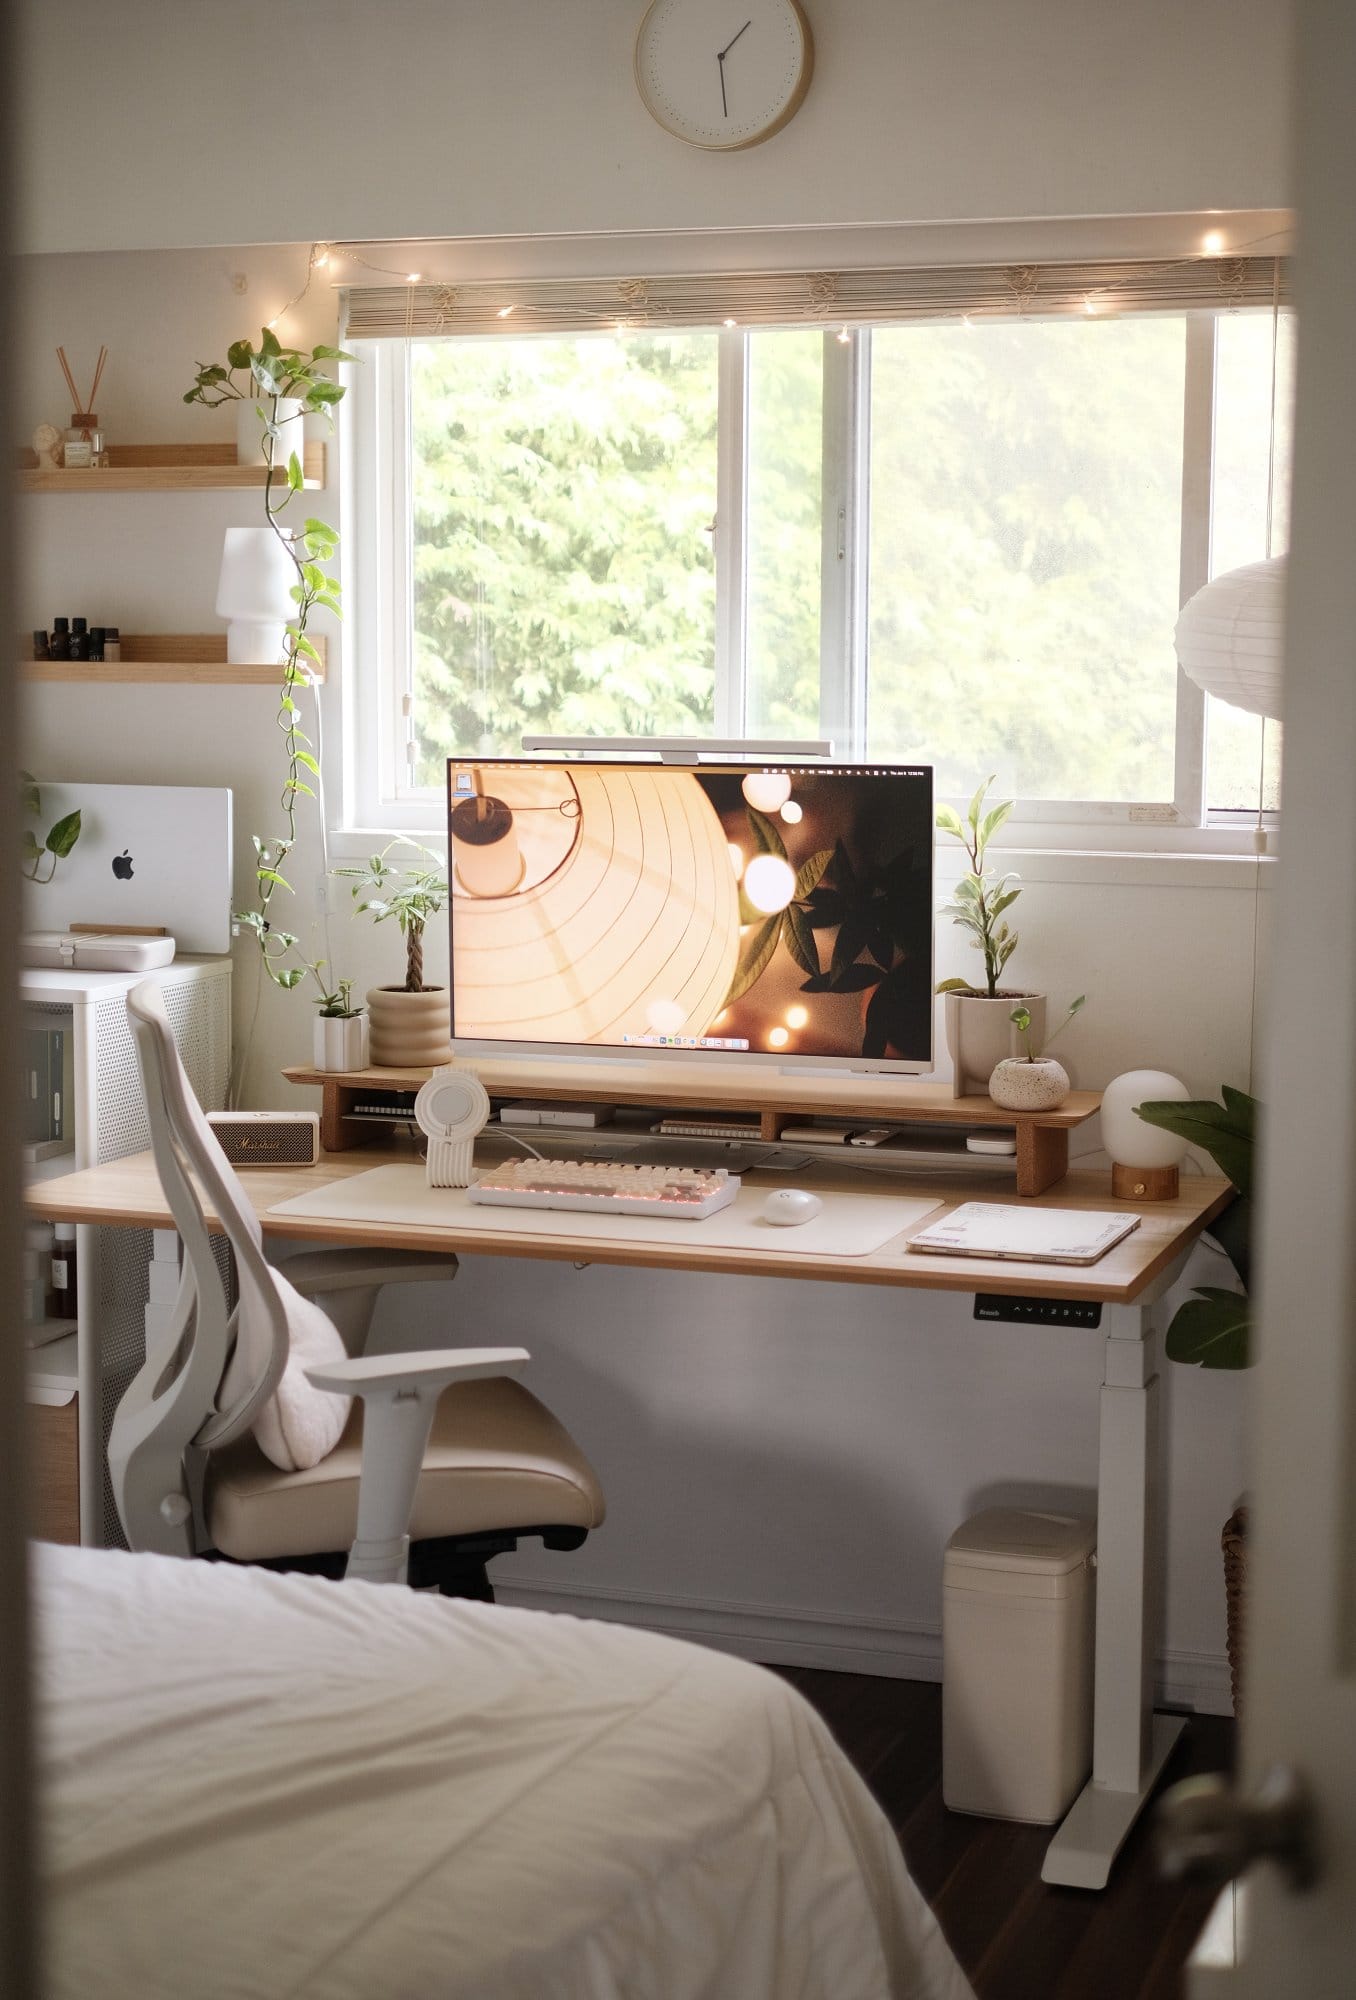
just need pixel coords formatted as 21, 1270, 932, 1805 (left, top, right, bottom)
209, 1523, 590, 1603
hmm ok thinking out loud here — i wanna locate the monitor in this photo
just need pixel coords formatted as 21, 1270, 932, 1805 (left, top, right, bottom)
446, 757, 934, 1075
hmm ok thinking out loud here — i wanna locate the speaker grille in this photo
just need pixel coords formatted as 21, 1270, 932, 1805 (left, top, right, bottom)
210, 1118, 318, 1167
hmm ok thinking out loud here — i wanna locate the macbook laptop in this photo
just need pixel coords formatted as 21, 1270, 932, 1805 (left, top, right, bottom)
23, 782, 234, 954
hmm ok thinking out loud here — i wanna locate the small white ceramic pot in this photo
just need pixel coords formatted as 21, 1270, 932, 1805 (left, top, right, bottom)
313, 1012, 368, 1072
366, 986, 455, 1067
988, 1056, 1070, 1112
235, 395, 305, 469
945, 990, 1046, 1095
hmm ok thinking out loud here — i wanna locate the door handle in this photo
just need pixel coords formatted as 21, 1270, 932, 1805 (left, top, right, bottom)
1157, 1765, 1320, 1892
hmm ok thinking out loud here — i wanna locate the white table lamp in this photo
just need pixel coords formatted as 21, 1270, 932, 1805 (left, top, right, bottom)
215, 526, 297, 665
1101, 1070, 1192, 1201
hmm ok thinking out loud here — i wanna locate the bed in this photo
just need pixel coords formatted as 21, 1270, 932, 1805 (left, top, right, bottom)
35, 1544, 973, 2000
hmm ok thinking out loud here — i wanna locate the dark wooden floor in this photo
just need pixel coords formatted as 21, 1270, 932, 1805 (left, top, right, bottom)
775, 1668, 1234, 2000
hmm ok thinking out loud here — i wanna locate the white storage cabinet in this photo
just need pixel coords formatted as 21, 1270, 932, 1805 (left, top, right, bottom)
22, 960, 231, 1545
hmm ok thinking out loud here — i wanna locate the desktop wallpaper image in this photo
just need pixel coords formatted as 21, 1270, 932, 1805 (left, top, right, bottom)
448, 762, 933, 1064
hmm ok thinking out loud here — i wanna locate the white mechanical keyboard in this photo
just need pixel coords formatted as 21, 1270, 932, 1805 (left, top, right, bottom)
467, 1157, 740, 1220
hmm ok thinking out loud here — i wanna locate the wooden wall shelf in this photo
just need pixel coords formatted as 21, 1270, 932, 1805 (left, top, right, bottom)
15, 441, 326, 493
283, 1058, 1101, 1198
21, 633, 327, 686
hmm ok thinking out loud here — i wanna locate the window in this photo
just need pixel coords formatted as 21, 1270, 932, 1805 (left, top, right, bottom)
345, 260, 1291, 837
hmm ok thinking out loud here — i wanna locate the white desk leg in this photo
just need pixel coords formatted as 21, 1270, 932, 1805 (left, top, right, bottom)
1042, 1298, 1185, 1888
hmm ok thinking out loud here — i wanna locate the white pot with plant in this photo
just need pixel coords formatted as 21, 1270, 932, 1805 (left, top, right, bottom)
184, 336, 310, 467
336, 842, 454, 1068
934, 776, 1046, 1095
988, 997, 1085, 1111
312, 980, 369, 1073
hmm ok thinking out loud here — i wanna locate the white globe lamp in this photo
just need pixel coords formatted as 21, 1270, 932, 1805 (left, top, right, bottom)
1173, 555, 1286, 720
1101, 1070, 1192, 1202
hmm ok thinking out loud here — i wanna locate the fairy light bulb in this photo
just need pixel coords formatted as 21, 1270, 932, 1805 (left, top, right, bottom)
407, 272, 422, 283
741, 771, 792, 813
742, 854, 796, 915
1202, 230, 1225, 255
836, 326, 850, 344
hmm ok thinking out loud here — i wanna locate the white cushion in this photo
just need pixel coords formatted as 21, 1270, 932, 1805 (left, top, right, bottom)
251, 1274, 352, 1473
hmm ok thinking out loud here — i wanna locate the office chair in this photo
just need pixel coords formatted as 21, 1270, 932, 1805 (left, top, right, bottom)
109, 982, 604, 1593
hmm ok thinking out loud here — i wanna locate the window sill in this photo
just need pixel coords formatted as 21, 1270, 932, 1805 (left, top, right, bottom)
330, 818, 1276, 892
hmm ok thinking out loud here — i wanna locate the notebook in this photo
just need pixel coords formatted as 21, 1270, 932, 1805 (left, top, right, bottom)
906, 1202, 1141, 1266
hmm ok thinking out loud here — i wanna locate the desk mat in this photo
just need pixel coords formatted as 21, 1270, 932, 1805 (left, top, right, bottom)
268, 1164, 941, 1259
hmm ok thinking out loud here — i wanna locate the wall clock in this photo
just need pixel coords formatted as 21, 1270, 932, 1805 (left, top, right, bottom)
635, 0, 813, 151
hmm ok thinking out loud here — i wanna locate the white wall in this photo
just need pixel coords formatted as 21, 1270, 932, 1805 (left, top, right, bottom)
17, 239, 1264, 1706
17, 0, 1292, 255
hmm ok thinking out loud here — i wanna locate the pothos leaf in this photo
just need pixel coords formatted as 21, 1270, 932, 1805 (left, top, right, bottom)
784, 904, 819, 978
722, 916, 782, 1010
793, 847, 833, 900
746, 805, 788, 860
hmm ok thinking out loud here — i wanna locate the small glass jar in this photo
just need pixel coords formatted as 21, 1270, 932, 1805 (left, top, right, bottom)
62, 411, 104, 469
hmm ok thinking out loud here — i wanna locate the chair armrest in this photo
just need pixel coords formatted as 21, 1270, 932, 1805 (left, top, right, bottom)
304, 1346, 528, 1398
277, 1248, 463, 1294
302, 1347, 530, 1585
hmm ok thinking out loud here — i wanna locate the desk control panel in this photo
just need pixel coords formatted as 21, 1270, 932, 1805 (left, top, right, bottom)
975, 1294, 1102, 1329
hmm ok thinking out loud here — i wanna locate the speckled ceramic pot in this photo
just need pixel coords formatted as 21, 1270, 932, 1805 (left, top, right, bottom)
988, 1056, 1070, 1112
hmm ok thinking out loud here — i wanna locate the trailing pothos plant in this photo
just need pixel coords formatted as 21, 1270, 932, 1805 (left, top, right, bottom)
20, 772, 81, 883
722, 807, 926, 1058
1136, 1086, 1256, 1368
186, 329, 355, 1001
933, 776, 1023, 999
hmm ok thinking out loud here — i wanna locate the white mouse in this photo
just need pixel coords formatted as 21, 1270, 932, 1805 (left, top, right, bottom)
761, 1187, 824, 1226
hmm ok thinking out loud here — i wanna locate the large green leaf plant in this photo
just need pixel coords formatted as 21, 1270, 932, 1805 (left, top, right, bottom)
1136, 1086, 1256, 1368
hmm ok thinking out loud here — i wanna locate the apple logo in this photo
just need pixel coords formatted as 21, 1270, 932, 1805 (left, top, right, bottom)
112, 850, 134, 881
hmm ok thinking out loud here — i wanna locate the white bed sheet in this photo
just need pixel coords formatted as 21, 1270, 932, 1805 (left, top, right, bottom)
35, 1545, 973, 2000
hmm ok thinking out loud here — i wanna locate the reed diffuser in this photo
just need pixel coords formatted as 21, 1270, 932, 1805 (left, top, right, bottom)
56, 345, 108, 467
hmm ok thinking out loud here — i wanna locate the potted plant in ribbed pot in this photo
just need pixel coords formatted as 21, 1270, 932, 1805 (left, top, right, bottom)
336, 842, 453, 1067
1136, 1084, 1255, 1714
934, 777, 1045, 1093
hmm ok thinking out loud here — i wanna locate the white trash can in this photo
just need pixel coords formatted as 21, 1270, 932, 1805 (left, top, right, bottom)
942, 1507, 1097, 1823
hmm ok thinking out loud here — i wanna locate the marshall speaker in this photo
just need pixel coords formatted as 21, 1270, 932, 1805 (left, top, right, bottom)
206, 1110, 320, 1169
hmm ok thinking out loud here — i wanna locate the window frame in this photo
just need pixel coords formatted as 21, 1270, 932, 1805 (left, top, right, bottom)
340, 308, 1280, 852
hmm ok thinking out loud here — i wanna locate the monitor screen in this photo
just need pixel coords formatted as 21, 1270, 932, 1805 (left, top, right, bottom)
446, 758, 934, 1074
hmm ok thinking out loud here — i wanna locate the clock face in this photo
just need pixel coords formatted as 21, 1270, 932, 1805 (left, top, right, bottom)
635, 0, 813, 151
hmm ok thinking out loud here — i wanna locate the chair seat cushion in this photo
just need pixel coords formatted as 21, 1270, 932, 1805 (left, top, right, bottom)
206, 1375, 606, 1563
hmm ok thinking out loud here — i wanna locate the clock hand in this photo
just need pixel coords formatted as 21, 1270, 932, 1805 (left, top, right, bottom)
718, 52, 728, 117
717, 20, 752, 61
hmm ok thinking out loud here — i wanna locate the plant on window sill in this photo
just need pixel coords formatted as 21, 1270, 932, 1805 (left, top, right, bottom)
186, 329, 354, 1003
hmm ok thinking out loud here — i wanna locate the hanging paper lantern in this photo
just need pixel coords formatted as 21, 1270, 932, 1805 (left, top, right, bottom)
1174, 555, 1286, 720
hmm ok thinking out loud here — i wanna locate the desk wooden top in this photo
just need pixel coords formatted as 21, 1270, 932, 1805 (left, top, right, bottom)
26, 1144, 1232, 1306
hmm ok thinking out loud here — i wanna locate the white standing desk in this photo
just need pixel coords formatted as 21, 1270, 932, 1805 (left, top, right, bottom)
27, 1144, 1232, 1890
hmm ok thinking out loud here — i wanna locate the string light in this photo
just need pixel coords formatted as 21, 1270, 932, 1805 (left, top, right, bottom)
496, 305, 515, 318
836, 325, 851, 344
724, 317, 737, 327
1202, 230, 1225, 255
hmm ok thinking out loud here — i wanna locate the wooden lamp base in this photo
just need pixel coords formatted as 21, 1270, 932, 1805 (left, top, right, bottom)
1112, 1161, 1180, 1202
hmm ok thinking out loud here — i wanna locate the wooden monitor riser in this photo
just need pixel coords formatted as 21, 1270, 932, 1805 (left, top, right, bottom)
282, 1059, 1101, 1199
